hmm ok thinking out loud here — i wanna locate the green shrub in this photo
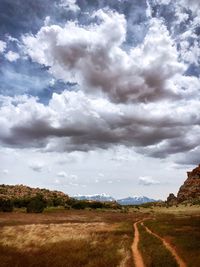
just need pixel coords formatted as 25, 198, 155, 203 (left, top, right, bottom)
0, 198, 13, 212
26, 195, 46, 213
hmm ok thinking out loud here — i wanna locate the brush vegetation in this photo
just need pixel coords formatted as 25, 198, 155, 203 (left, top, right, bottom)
145, 215, 200, 267
0, 210, 138, 267
0, 184, 121, 213
138, 223, 178, 267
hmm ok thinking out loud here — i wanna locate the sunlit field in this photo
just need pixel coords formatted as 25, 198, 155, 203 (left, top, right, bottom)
0, 210, 143, 267
1, 206, 200, 267
144, 214, 200, 267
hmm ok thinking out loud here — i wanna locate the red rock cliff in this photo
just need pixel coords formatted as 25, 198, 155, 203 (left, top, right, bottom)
177, 164, 200, 202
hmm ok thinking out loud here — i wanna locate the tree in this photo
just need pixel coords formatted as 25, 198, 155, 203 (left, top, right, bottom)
0, 198, 13, 212
26, 195, 46, 213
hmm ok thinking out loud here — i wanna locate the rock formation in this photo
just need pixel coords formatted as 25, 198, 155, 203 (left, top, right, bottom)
177, 164, 200, 202
166, 193, 177, 206
166, 164, 200, 204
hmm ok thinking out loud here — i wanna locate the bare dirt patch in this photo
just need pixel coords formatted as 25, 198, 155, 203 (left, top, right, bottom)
132, 222, 145, 267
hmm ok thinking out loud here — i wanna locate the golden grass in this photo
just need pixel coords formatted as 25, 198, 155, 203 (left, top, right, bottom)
145, 214, 200, 267
138, 223, 178, 267
135, 204, 200, 215
0, 210, 138, 267
0, 222, 119, 251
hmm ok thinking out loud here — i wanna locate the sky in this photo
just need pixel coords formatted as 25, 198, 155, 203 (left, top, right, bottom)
0, 0, 200, 200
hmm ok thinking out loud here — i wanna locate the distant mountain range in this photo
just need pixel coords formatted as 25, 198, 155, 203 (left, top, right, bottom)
73, 193, 115, 202
73, 194, 157, 205
117, 196, 157, 205
0, 184, 157, 206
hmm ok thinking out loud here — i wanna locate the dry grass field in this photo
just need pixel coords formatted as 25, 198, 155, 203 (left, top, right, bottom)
0, 210, 145, 267
1, 206, 200, 267
138, 223, 178, 267
144, 214, 200, 267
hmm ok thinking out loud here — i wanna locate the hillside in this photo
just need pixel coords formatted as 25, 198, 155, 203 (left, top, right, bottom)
0, 184, 69, 204
0, 184, 121, 212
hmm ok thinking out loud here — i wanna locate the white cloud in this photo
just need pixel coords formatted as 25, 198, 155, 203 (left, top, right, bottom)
179, 39, 200, 66
57, 171, 68, 178
179, 0, 200, 14
69, 182, 79, 186
154, 0, 171, 4
0, 9, 199, 165
44, 16, 51, 26
56, 152, 82, 164
57, 171, 78, 180
0, 40, 6, 54
1, 81, 200, 159
29, 162, 44, 172
22, 10, 184, 104
138, 176, 160, 186
54, 178, 60, 184
146, 0, 152, 18
5, 51, 20, 62
3, 169, 9, 175
59, 0, 80, 13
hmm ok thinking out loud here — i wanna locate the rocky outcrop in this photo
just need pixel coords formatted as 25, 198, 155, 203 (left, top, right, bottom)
166, 193, 177, 206
177, 164, 200, 202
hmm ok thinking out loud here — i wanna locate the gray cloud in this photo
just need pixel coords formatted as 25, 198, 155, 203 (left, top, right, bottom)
0, 6, 199, 165
0, 89, 200, 161
175, 146, 200, 166
22, 10, 185, 104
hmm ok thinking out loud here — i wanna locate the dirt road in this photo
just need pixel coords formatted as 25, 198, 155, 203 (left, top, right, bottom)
132, 222, 145, 267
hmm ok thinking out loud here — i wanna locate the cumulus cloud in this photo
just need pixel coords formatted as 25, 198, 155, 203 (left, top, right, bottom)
5, 51, 20, 62
57, 171, 78, 179
0, 87, 200, 159
153, 0, 171, 4
0, 8, 199, 163
2, 169, 9, 175
156, 0, 200, 13
29, 162, 44, 172
59, 0, 80, 13
175, 146, 200, 166
22, 9, 184, 104
55, 171, 78, 186
138, 176, 160, 186
0, 40, 6, 54
57, 171, 68, 178
179, 0, 200, 14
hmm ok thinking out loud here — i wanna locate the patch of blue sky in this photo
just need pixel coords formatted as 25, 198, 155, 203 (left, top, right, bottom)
0, 57, 77, 104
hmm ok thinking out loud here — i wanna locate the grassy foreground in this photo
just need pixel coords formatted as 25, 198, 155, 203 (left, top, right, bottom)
138, 223, 178, 267
0, 210, 139, 267
145, 214, 200, 267
1, 206, 200, 267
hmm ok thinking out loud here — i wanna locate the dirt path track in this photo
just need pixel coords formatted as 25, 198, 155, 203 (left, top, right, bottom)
132, 222, 145, 267
141, 222, 187, 267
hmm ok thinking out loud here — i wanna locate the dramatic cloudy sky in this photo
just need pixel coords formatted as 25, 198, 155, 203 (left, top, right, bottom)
0, 0, 200, 199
